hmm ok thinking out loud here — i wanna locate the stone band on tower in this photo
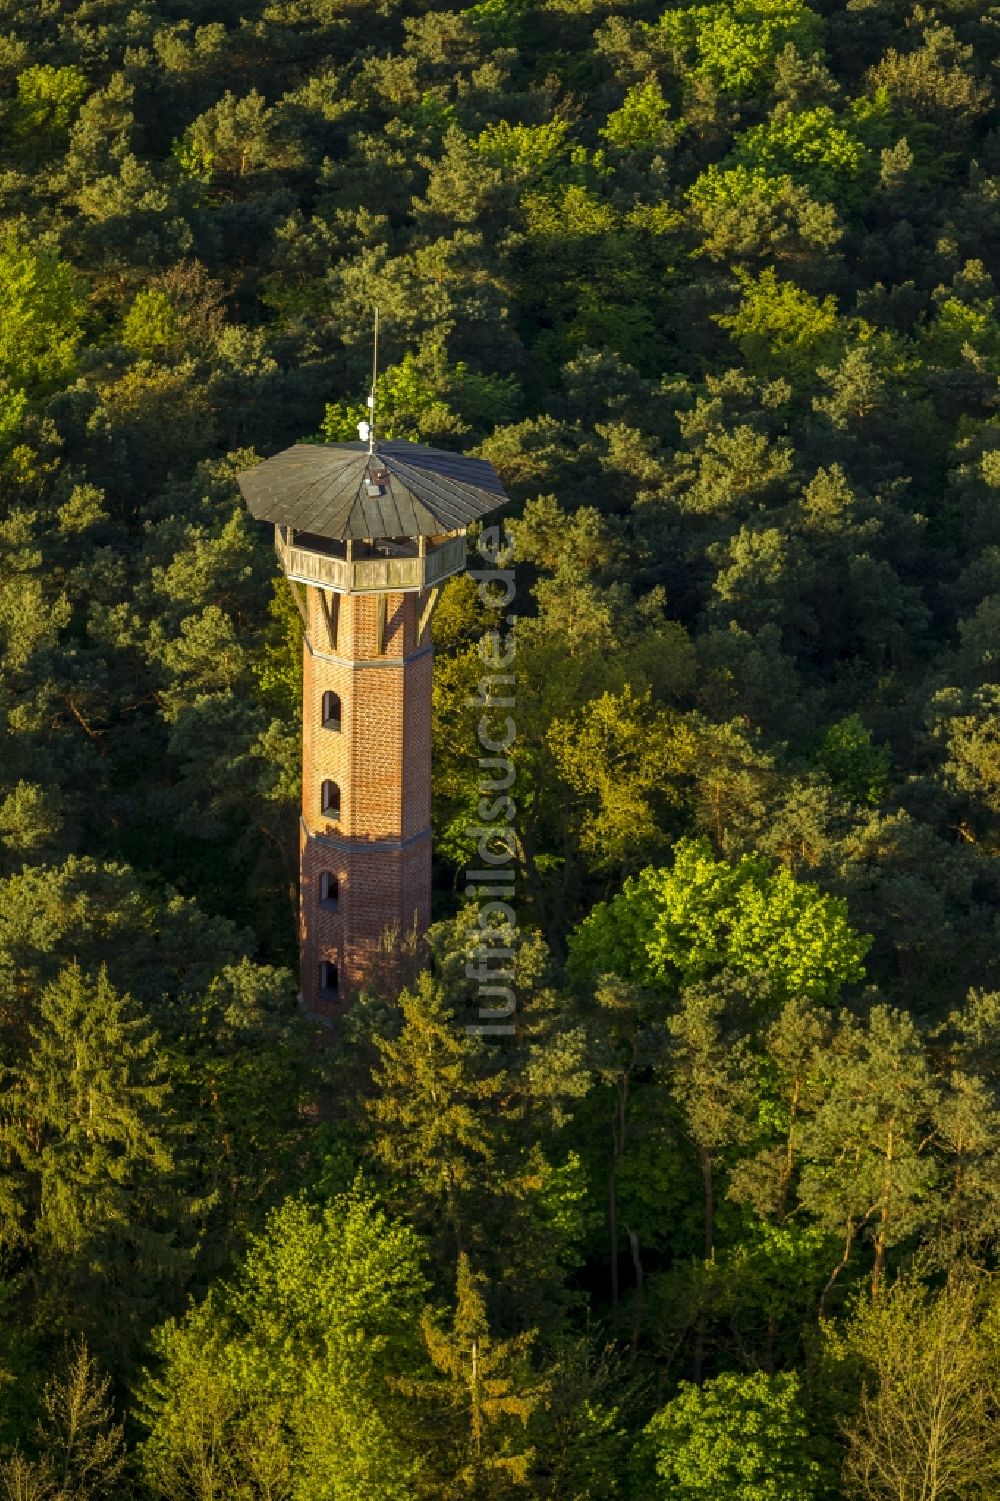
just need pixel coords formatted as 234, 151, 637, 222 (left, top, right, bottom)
239, 436, 507, 1018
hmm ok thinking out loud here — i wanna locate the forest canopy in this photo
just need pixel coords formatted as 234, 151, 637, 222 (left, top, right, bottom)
2, 0, 1000, 1495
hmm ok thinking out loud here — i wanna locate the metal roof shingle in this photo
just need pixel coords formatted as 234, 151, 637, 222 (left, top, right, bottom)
238, 439, 507, 540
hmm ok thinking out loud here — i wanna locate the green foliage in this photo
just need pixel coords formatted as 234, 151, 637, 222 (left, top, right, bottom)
11, 64, 89, 145
636, 1370, 821, 1500
367, 972, 505, 1240
464, 0, 532, 43
405, 90, 458, 134
548, 685, 694, 874
322, 345, 519, 444
569, 837, 869, 1002
868, 22, 992, 127
167, 959, 308, 1248
833, 1268, 1000, 1499
0, 233, 83, 418
732, 106, 870, 202
657, 0, 824, 95
137, 1188, 429, 1499
2, 0, 1000, 1481
816, 714, 890, 805
409, 1253, 543, 1496
521, 184, 617, 239
254, 576, 303, 721
170, 127, 213, 181
921, 262, 1000, 371
121, 288, 181, 355
798, 1005, 940, 1292
0, 1344, 126, 1500
928, 685, 1000, 843
0, 781, 62, 862
472, 119, 570, 176
601, 79, 673, 150
1, 964, 191, 1361
689, 163, 789, 210
170, 89, 302, 191
717, 268, 842, 378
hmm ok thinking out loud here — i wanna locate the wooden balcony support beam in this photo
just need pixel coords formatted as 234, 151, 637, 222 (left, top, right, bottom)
418, 585, 442, 644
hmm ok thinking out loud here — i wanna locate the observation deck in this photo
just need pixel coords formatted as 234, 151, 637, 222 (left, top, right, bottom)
274, 526, 467, 595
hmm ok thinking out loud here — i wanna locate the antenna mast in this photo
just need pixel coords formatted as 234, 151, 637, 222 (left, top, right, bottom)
367, 306, 379, 454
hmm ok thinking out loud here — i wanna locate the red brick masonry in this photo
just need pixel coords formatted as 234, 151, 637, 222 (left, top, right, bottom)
298, 585, 433, 1018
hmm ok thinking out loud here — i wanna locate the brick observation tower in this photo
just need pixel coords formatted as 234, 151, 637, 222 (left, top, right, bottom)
238, 421, 507, 1020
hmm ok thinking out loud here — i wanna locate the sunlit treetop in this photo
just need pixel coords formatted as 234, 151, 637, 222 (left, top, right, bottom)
656, 0, 824, 95
569, 837, 870, 1004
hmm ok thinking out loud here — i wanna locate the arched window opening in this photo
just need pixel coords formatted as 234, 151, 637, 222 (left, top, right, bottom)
322, 690, 341, 730
321, 780, 341, 819
319, 960, 338, 998
320, 871, 339, 911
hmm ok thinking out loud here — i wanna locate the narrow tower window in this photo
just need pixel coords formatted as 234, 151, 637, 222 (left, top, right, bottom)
321, 780, 341, 818
322, 690, 341, 730
320, 871, 339, 910
319, 960, 338, 998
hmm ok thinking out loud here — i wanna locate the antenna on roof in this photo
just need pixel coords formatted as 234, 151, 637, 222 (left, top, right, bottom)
366, 307, 379, 454
356, 308, 379, 450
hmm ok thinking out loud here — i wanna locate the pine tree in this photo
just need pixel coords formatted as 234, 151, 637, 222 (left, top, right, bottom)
799, 1006, 940, 1308
1, 964, 195, 1364
367, 973, 505, 1251
403, 1254, 544, 1500
665, 978, 759, 1263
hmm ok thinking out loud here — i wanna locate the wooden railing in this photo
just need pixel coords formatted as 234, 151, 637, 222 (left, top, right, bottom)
275, 529, 466, 593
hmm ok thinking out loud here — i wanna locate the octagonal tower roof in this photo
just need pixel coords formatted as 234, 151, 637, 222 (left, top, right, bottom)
237, 439, 507, 541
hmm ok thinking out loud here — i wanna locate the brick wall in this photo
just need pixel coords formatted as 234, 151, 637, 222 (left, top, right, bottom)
300, 824, 431, 1020
298, 582, 435, 1014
